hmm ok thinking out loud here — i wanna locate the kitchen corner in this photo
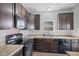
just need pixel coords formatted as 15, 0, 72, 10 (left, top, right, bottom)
0, 3, 79, 56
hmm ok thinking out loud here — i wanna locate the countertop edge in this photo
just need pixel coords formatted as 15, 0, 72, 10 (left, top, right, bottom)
66, 51, 79, 56
25, 36, 79, 40
8, 45, 24, 56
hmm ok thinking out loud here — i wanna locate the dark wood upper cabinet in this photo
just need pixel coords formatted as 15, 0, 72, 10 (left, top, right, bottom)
15, 3, 22, 17
0, 3, 30, 29
59, 13, 67, 30
66, 13, 73, 30
15, 3, 28, 19
34, 14, 40, 30
58, 13, 74, 30
14, 3, 30, 30
0, 3, 14, 29
21, 6, 27, 18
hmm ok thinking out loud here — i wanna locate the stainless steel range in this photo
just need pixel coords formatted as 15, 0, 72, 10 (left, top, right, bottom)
6, 33, 23, 44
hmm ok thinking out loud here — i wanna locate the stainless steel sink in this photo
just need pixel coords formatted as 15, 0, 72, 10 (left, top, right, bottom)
42, 34, 72, 37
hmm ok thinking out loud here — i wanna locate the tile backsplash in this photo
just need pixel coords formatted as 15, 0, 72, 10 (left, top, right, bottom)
0, 29, 78, 45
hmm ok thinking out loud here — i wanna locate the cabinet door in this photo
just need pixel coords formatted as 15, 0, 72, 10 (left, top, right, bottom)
59, 13, 67, 30
66, 13, 73, 30
34, 38, 44, 51
26, 12, 30, 23
16, 3, 21, 16
58, 13, 73, 30
15, 3, 29, 30
43, 39, 51, 52
51, 39, 58, 52
21, 6, 27, 18
34, 14, 40, 30
0, 3, 13, 29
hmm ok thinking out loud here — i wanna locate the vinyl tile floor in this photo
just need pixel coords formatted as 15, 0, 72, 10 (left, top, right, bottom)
32, 52, 68, 56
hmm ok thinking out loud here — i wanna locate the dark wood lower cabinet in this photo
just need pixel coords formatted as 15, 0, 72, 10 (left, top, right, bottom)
43, 39, 51, 52
34, 38, 44, 51
33, 38, 58, 52
51, 39, 58, 52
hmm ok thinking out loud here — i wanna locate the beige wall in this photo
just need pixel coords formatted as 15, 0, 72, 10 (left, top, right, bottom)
72, 4, 79, 36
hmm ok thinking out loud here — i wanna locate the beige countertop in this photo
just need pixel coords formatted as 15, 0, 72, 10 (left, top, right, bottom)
25, 35, 79, 40
66, 51, 79, 56
0, 45, 24, 56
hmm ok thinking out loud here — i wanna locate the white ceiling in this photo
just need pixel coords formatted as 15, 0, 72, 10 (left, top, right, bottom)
22, 3, 78, 13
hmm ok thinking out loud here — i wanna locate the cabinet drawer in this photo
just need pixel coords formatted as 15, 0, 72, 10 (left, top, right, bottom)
34, 39, 42, 42
34, 45, 43, 51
